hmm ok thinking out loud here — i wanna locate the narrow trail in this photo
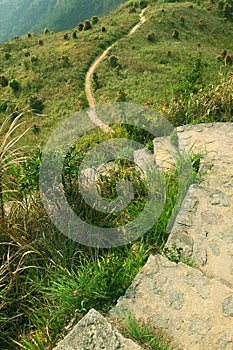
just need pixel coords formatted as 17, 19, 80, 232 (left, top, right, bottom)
85, 8, 147, 130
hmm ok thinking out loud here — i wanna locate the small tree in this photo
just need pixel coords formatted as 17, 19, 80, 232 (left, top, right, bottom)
9, 79, 21, 93
139, 0, 148, 9
5, 53, 11, 60
78, 22, 84, 31
0, 75, 9, 87
147, 31, 156, 42
83, 20, 92, 31
29, 95, 44, 112
172, 29, 179, 39
109, 55, 119, 68
44, 27, 50, 34
91, 16, 99, 25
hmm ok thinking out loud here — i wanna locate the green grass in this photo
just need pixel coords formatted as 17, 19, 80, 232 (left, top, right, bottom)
0, 120, 195, 349
121, 316, 172, 349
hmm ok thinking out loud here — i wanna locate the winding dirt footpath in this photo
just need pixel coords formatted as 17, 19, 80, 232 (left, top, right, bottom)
85, 8, 147, 129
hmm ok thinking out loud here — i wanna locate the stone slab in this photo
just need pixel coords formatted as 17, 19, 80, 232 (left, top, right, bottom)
110, 254, 233, 350
53, 308, 143, 350
166, 123, 233, 287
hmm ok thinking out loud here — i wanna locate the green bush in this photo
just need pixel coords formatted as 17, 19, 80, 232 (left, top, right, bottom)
5, 52, 11, 60
109, 55, 119, 68
9, 79, 21, 93
147, 31, 156, 42
77, 22, 84, 31
91, 16, 99, 25
72, 31, 78, 39
0, 75, 9, 87
129, 6, 137, 13
83, 20, 92, 31
44, 27, 50, 34
29, 95, 44, 112
139, 0, 148, 9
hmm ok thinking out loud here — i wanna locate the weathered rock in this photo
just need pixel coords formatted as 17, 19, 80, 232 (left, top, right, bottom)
166, 123, 233, 287
53, 308, 143, 350
110, 254, 233, 350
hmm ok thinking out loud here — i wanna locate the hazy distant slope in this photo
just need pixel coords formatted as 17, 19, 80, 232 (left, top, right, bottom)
0, 0, 126, 42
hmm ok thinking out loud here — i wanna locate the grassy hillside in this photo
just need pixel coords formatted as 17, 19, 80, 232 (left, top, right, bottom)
0, 0, 126, 43
0, 1, 233, 349
0, 3, 139, 149
1, 0, 232, 151
94, 1, 233, 124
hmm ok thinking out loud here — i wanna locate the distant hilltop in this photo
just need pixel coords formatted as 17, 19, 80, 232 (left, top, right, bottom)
0, 0, 126, 43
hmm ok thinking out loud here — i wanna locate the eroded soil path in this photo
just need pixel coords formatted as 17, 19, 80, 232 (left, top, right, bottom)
85, 8, 147, 129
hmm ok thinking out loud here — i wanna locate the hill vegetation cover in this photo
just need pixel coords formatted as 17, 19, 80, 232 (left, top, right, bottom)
0, 0, 233, 348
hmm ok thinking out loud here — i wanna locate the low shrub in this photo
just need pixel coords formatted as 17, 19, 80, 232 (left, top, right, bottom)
29, 95, 44, 112
83, 20, 92, 31
172, 29, 179, 39
147, 31, 156, 42
91, 16, 99, 25
0, 75, 9, 87
78, 22, 84, 31
109, 55, 120, 68
9, 79, 21, 93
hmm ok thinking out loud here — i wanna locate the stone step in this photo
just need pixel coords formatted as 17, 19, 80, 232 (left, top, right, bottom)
109, 254, 233, 350
166, 123, 233, 288
53, 308, 143, 350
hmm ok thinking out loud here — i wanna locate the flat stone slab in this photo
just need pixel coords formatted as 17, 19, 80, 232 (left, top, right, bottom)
53, 308, 143, 350
110, 254, 233, 350
166, 123, 233, 287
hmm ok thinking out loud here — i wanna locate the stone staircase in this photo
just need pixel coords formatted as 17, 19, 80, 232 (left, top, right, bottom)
54, 123, 233, 350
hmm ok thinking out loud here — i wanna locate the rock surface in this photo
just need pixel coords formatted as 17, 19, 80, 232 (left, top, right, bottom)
167, 123, 233, 287
53, 308, 143, 350
110, 255, 233, 350
110, 123, 233, 350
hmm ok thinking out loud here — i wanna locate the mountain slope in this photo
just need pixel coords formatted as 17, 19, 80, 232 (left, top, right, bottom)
0, 0, 126, 43
0, 0, 233, 150
0, 1, 233, 349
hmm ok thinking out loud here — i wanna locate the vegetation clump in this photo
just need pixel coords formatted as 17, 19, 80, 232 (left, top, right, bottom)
29, 95, 44, 112
63, 33, 69, 40
30, 54, 39, 63
108, 54, 120, 68
83, 20, 92, 31
4, 52, 11, 60
178, 15, 185, 24
147, 31, 156, 42
0, 75, 9, 87
78, 22, 84, 31
9, 79, 21, 93
43, 27, 50, 35
91, 16, 99, 24
172, 29, 179, 39
38, 38, 43, 46
129, 6, 137, 13
72, 31, 78, 39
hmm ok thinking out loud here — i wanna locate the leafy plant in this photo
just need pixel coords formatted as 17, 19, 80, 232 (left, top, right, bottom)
9, 79, 21, 93
163, 243, 195, 267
